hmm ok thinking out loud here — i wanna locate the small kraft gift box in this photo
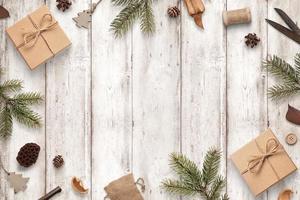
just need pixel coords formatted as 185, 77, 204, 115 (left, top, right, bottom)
6, 5, 71, 69
231, 128, 297, 196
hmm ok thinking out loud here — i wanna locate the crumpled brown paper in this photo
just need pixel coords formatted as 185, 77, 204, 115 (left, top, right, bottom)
104, 174, 144, 200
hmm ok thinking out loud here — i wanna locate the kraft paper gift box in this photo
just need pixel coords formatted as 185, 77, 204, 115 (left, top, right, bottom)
231, 129, 297, 196
6, 5, 71, 69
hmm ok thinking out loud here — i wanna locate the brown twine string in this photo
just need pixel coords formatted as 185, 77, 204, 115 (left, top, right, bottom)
247, 138, 282, 174
23, 13, 57, 48
135, 177, 145, 193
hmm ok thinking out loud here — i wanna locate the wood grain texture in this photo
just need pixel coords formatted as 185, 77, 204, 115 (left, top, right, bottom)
131, 0, 181, 199
267, 0, 300, 199
91, 0, 132, 199
226, 0, 268, 199
44, 0, 91, 199
0, 0, 45, 199
181, 0, 227, 193
1, 0, 300, 199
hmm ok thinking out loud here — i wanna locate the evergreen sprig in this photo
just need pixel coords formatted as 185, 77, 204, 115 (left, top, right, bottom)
263, 53, 300, 99
0, 75, 43, 139
161, 148, 229, 200
110, 0, 155, 37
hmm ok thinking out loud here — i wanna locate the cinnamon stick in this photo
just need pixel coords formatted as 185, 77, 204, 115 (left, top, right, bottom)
39, 186, 62, 200
184, 0, 205, 28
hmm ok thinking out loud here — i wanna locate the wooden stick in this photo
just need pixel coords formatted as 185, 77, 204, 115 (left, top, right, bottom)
38, 186, 62, 200
223, 8, 251, 26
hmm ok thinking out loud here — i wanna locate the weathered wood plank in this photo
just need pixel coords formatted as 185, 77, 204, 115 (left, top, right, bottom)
267, 0, 300, 199
45, 1, 91, 199
180, 0, 227, 192
226, 0, 268, 199
131, 1, 181, 199
91, 1, 132, 199
0, 1, 45, 199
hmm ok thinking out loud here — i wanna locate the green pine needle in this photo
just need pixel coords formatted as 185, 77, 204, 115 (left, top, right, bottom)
209, 176, 226, 199
110, 1, 143, 37
0, 79, 23, 94
0, 107, 12, 138
112, 0, 132, 6
10, 104, 42, 128
161, 148, 228, 200
140, 0, 155, 34
161, 179, 198, 196
202, 148, 221, 186
0, 70, 43, 139
13, 92, 43, 105
169, 152, 202, 186
110, 0, 155, 37
264, 53, 300, 100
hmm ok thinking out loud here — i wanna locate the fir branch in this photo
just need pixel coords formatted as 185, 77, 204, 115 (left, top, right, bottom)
110, 0, 155, 37
161, 179, 198, 196
169, 152, 202, 186
208, 176, 226, 200
0, 106, 12, 138
263, 55, 299, 84
10, 104, 42, 128
13, 92, 43, 105
112, 0, 133, 6
264, 53, 300, 99
0, 79, 23, 94
140, 0, 155, 34
161, 148, 228, 200
0, 70, 43, 139
221, 194, 230, 200
110, 1, 143, 37
294, 53, 300, 76
268, 84, 300, 99
202, 148, 221, 186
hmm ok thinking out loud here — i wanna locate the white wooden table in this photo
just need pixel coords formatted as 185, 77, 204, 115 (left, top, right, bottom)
1, 0, 300, 199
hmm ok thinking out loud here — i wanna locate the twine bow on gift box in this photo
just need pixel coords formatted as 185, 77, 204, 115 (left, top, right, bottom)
247, 138, 282, 173
23, 13, 57, 48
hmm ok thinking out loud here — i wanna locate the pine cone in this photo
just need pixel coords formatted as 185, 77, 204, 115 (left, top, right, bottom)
245, 33, 260, 48
168, 6, 180, 18
53, 155, 64, 168
56, 0, 72, 12
16, 143, 40, 167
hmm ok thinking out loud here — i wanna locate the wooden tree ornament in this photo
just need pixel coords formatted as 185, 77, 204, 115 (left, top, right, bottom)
0, 157, 29, 193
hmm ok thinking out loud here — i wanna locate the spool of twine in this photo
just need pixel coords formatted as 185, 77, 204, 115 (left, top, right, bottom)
223, 7, 251, 26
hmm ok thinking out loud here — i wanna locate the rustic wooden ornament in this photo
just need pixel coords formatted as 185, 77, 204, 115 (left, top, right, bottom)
7, 172, 30, 193
73, 0, 102, 29
223, 8, 251, 27
71, 177, 89, 194
286, 104, 300, 125
0, 157, 29, 193
278, 189, 293, 200
184, 0, 205, 28
0, 5, 9, 19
